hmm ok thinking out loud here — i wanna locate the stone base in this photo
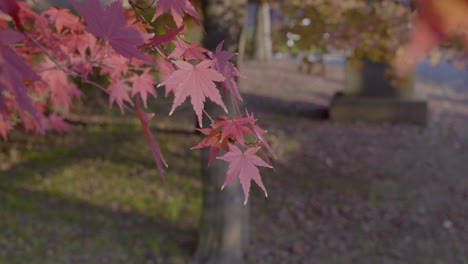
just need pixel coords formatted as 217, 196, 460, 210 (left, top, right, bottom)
330, 96, 428, 126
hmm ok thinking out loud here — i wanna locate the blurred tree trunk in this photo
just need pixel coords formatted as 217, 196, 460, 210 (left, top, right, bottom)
26, 0, 116, 11
195, 1, 249, 264
253, 0, 272, 61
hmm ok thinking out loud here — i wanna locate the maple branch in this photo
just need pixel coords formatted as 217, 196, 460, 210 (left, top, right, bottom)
26, 34, 136, 114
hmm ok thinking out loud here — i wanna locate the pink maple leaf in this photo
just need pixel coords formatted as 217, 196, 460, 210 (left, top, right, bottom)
0, 28, 43, 133
0, 0, 21, 30
246, 110, 276, 159
129, 68, 156, 107
100, 51, 129, 78
169, 39, 208, 60
49, 113, 71, 133
108, 80, 133, 112
140, 25, 184, 50
156, 57, 177, 96
39, 60, 82, 112
211, 41, 243, 105
159, 60, 226, 126
43, 7, 80, 33
216, 115, 254, 147
152, 0, 200, 27
71, 0, 152, 64
192, 127, 230, 166
218, 145, 272, 204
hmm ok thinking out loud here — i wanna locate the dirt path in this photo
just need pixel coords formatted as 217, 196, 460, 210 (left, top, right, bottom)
240, 60, 468, 264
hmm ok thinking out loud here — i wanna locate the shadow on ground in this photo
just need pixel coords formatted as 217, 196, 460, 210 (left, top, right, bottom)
0, 123, 202, 264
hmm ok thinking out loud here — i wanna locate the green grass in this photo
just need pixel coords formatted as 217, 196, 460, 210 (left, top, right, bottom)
0, 123, 202, 264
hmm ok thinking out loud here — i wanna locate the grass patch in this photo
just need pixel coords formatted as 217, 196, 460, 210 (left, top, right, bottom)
0, 122, 202, 264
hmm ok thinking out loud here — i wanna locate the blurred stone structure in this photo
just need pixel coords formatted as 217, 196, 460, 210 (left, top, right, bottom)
330, 59, 428, 126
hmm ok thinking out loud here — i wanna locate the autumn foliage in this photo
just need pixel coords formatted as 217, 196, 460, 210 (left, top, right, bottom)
0, 0, 274, 203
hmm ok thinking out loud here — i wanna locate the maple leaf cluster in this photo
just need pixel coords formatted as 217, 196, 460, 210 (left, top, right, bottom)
0, 0, 274, 202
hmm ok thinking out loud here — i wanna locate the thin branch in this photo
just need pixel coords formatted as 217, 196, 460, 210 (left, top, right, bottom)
26, 34, 136, 114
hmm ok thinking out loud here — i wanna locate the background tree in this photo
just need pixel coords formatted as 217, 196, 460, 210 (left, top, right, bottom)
195, 1, 250, 264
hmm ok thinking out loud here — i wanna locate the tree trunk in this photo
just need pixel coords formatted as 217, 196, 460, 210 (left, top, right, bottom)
194, 1, 249, 264
253, 0, 272, 61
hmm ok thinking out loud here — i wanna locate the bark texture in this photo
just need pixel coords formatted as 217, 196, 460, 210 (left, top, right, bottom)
253, 0, 272, 61
194, 1, 249, 264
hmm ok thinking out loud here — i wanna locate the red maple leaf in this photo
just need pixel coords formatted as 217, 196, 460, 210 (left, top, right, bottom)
152, 0, 200, 27
0, 28, 43, 133
211, 41, 242, 104
71, 0, 152, 64
108, 80, 133, 112
39, 59, 82, 112
100, 51, 130, 78
159, 60, 226, 126
169, 39, 208, 60
246, 110, 276, 159
49, 113, 71, 133
0, 0, 22, 30
215, 115, 254, 147
140, 25, 184, 50
43, 7, 80, 33
192, 127, 230, 165
218, 145, 272, 204
129, 68, 157, 107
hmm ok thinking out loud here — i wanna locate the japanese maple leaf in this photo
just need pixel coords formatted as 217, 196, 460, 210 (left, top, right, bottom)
0, 0, 21, 30
395, 0, 468, 74
215, 115, 254, 147
218, 145, 272, 204
39, 59, 82, 112
71, 0, 153, 64
159, 60, 226, 126
211, 41, 242, 104
0, 28, 43, 133
152, 0, 200, 27
140, 25, 184, 50
43, 7, 80, 33
192, 127, 230, 165
156, 57, 177, 96
108, 80, 133, 112
169, 39, 208, 60
49, 113, 71, 133
100, 51, 129, 78
246, 110, 276, 159
129, 68, 157, 107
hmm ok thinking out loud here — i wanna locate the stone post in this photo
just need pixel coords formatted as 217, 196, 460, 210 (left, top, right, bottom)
329, 58, 428, 125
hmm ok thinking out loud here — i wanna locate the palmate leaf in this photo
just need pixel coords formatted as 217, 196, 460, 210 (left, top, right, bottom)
152, 0, 200, 27
129, 68, 157, 108
159, 60, 226, 126
218, 145, 272, 204
0, 28, 43, 134
71, 0, 153, 64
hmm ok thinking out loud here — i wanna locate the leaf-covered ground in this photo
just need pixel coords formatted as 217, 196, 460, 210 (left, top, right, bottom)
241, 60, 468, 264
1, 59, 468, 264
